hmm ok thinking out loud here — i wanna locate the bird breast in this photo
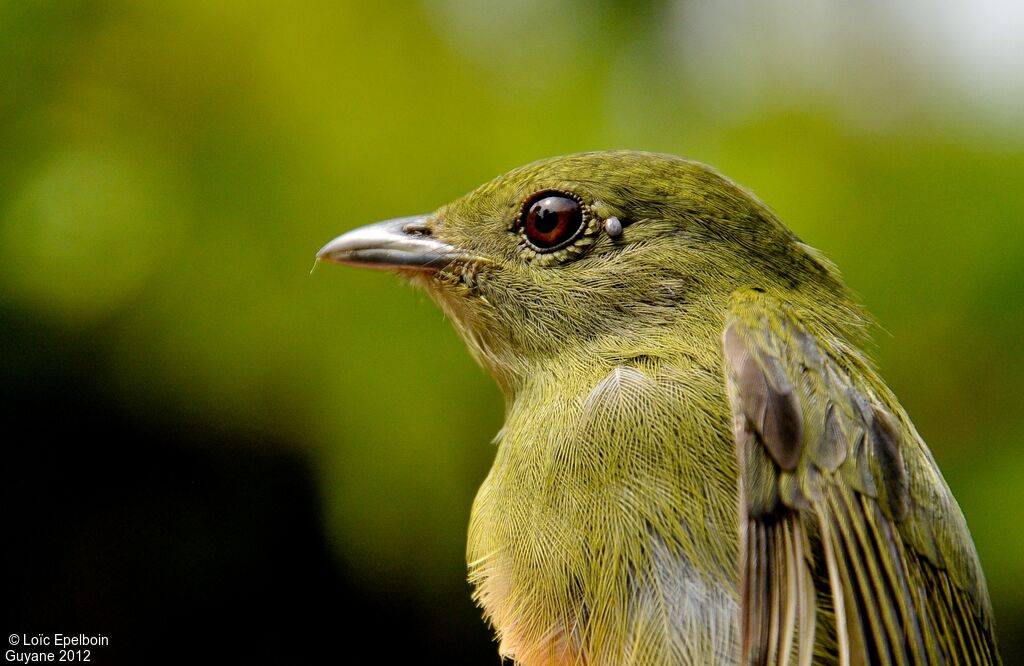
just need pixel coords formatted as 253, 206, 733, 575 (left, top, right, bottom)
466, 361, 742, 664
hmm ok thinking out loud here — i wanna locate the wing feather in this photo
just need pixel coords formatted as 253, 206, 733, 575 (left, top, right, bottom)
723, 289, 999, 665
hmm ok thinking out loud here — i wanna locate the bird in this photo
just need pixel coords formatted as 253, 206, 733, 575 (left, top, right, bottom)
316, 151, 1000, 665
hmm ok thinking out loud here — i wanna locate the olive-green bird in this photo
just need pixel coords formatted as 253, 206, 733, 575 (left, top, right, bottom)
317, 151, 999, 665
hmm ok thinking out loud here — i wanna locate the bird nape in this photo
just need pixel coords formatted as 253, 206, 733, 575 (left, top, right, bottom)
316, 151, 1000, 666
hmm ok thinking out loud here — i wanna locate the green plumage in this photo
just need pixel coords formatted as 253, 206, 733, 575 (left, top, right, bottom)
318, 151, 999, 664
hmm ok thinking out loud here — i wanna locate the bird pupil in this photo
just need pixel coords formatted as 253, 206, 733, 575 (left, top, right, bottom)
534, 206, 560, 234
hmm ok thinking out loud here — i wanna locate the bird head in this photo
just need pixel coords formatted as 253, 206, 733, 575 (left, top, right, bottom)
318, 151, 857, 395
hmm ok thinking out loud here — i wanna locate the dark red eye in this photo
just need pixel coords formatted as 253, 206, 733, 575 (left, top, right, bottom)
521, 192, 584, 251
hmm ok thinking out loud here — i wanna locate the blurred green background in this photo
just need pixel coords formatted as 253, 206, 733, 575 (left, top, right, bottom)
3, 1, 1022, 662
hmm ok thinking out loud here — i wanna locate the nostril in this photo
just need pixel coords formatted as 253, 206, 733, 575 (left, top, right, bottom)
403, 220, 432, 236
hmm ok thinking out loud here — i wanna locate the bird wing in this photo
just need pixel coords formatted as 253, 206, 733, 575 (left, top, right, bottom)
721, 289, 999, 666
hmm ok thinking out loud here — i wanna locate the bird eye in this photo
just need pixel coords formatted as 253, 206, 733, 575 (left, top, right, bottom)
520, 191, 585, 252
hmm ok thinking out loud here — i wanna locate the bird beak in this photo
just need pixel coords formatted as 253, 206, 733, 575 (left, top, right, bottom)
316, 216, 472, 272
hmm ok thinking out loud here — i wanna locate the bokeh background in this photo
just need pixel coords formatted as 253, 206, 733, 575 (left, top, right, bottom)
3, 1, 1022, 663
